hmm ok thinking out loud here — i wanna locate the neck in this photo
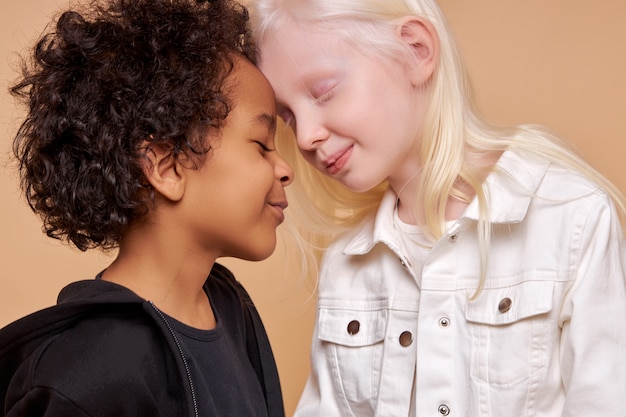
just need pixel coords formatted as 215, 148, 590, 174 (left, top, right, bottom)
101, 222, 217, 330
392, 149, 504, 225
390, 167, 421, 224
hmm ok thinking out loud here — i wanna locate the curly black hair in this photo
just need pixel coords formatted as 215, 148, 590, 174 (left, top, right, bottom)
10, 0, 255, 251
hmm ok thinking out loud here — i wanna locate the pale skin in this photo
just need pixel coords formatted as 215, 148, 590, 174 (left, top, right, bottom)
259, 16, 501, 226
384, 18, 501, 224
102, 56, 293, 330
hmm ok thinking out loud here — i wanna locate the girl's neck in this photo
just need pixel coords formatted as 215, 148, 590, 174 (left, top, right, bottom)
394, 149, 503, 225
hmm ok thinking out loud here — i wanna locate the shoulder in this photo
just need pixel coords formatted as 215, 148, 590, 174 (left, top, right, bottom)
7, 309, 182, 416
541, 162, 604, 199
38, 310, 167, 385
481, 149, 615, 224
533, 158, 615, 223
499, 151, 623, 251
495, 149, 605, 201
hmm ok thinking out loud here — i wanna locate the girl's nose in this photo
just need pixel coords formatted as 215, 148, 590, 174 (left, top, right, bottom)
296, 120, 330, 152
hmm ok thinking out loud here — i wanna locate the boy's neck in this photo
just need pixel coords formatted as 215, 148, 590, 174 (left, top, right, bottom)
101, 226, 218, 330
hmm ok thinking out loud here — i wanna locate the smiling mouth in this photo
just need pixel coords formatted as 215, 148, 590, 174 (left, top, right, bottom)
269, 201, 288, 224
325, 145, 353, 175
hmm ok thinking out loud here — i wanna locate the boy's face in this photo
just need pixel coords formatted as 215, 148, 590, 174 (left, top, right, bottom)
183, 56, 293, 261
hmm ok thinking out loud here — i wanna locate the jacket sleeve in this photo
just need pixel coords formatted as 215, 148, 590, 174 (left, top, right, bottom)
293, 309, 347, 417
6, 387, 91, 417
559, 192, 626, 416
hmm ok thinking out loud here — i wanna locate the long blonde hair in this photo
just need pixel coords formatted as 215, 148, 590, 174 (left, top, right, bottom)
247, 0, 626, 294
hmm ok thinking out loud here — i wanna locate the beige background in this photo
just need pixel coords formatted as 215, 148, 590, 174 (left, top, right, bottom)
1, 1, 624, 415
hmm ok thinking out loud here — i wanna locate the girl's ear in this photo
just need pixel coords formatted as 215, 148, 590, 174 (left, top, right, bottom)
395, 16, 439, 87
141, 141, 186, 202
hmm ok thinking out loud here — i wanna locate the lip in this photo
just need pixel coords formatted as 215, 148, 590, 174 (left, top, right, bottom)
269, 200, 288, 224
323, 145, 353, 176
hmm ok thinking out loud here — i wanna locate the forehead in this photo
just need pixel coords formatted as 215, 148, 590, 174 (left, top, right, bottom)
224, 55, 276, 117
260, 20, 347, 64
228, 55, 274, 97
257, 22, 357, 94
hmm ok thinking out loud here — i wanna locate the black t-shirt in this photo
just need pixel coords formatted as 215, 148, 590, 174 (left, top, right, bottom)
164, 280, 269, 417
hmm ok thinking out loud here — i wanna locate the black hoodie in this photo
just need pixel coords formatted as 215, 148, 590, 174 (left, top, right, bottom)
0, 263, 285, 417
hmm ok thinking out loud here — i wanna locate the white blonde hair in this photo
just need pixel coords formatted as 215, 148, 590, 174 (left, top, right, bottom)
246, 0, 626, 296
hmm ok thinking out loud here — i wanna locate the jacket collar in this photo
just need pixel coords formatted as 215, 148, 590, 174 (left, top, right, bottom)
463, 150, 551, 223
343, 150, 551, 256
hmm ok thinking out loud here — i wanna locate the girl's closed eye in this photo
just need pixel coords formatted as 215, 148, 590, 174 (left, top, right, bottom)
315, 90, 334, 104
311, 81, 337, 104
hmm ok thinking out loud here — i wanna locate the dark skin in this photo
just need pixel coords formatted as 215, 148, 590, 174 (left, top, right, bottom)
102, 56, 292, 329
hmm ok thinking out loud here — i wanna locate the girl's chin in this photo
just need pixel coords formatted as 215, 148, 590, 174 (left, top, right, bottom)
340, 180, 383, 194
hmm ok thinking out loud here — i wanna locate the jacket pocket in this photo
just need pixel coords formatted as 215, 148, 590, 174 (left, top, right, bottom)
318, 308, 387, 412
465, 280, 554, 386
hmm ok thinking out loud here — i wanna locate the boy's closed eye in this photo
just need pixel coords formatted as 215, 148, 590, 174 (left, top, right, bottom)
255, 141, 275, 153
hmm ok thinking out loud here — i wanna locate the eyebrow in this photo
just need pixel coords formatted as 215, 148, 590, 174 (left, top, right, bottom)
256, 112, 276, 132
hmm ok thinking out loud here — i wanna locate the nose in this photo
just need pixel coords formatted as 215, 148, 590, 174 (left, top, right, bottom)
275, 153, 294, 187
296, 117, 330, 152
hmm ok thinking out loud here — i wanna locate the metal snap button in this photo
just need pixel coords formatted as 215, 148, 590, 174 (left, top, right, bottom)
438, 404, 450, 416
399, 258, 411, 270
498, 297, 512, 313
347, 320, 360, 335
399, 331, 413, 347
439, 317, 450, 328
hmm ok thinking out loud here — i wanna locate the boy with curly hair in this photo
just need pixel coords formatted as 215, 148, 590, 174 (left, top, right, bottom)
0, 0, 291, 415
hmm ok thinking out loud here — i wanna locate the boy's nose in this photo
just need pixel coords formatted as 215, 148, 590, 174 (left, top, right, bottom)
276, 156, 294, 186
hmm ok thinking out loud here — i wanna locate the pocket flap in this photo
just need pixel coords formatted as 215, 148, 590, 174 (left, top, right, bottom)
318, 308, 387, 347
465, 280, 554, 325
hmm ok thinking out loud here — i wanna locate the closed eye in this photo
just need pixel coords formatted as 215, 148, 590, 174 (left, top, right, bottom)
315, 89, 333, 104
311, 79, 337, 104
255, 141, 274, 152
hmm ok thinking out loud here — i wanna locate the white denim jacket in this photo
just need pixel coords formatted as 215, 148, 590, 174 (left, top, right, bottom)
294, 150, 626, 417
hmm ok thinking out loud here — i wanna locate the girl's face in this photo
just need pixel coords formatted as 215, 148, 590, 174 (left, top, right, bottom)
259, 21, 429, 193
183, 56, 293, 261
